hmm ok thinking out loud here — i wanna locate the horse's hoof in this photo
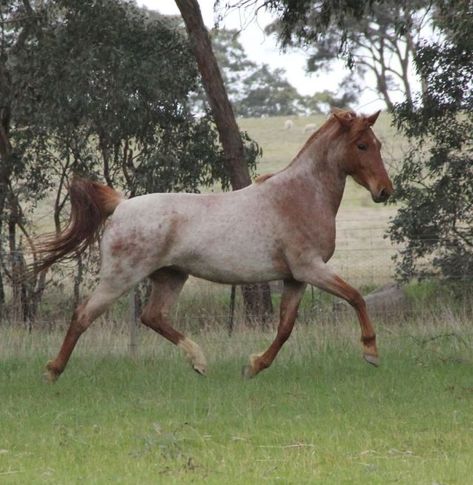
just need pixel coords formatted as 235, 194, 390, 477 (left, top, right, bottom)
363, 354, 380, 367
242, 352, 264, 379
241, 365, 256, 379
43, 362, 61, 384
193, 364, 207, 376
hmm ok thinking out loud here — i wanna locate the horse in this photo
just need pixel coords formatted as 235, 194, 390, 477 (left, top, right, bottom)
36, 108, 393, 382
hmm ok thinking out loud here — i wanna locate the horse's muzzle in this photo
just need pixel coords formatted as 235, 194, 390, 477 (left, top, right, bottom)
372, 187, 392, 203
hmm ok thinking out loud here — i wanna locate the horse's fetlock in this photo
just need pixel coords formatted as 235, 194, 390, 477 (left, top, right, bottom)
361, 334, 376, 346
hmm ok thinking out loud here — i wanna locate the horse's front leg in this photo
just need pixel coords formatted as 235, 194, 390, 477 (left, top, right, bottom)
293, 259, 379, 366
243, 279, 306, 378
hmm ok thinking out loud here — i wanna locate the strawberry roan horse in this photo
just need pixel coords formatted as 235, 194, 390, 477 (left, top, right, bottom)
37, 109, 393, 382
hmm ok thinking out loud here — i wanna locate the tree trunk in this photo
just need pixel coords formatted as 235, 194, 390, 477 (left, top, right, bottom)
73, 254, 83, 308
0, 106, 12, 319
175, 0, 273, 324
8, 207, 22, 322
175, 0, 250, 190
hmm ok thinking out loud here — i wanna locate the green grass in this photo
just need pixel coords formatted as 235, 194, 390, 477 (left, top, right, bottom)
1, 312, 473, 484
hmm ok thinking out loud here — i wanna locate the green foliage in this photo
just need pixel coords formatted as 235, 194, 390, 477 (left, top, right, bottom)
209, 28, 330, 116
245, 0, 372, 49
235, 64, 306, 117
9, 0, 230, 196
0, 0, 263, 321
211, 28, 257, 101
264, 0, 429, 109
389, 0, 473, 281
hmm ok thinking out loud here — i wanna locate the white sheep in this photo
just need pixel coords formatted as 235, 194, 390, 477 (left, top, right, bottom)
283, 119, 294, 130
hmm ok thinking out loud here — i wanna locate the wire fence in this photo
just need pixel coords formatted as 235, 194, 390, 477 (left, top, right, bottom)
1, 198, 472, 342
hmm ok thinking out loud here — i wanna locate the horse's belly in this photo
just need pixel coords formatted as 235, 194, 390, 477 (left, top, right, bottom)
174, 252, 288, 284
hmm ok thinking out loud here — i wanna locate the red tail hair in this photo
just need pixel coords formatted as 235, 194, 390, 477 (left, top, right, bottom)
35, 178, 123, 273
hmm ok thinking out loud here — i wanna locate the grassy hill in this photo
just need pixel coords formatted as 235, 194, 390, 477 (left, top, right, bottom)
238, 113, 403, 184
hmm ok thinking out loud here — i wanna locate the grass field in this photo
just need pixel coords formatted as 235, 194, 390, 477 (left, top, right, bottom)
1, 304, 473, 484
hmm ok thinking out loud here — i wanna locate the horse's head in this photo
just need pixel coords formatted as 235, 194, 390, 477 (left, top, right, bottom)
332, 109, 393, 203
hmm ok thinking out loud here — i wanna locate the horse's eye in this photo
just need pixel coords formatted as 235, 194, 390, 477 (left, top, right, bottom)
357, 143, 368, 150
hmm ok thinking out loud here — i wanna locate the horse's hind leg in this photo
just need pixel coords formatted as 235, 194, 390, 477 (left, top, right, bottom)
45, 281, 123, 382
243, 279, 306, 378
140, 268, 207, 375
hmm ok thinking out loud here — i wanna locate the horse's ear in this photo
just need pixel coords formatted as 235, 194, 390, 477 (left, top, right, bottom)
365, 110, 381, 126
332, 108, 355, 129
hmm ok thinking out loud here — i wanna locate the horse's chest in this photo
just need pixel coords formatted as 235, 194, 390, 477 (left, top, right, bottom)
282, 222, 336, 263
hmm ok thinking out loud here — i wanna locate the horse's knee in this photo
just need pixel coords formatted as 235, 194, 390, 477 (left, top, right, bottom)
348, 291, 366, 310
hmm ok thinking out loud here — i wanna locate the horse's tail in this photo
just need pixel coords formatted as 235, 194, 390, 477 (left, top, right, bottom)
34, 178, 123, 273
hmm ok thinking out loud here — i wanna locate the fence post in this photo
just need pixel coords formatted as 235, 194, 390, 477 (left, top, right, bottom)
129, 289, 138, 356
228, 284, 236, 335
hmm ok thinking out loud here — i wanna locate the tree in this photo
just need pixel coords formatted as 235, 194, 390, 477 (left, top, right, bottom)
222, 0, 429, 110
270, 1, 430, 110
211, 28, 257, 103
0, 0, 234, 322
388, 0, 473, 281
189, 27, 257, 113
235, 64, 305, 117
210, 29, 325, 117
175, 0, 273, 323
196, 26, 338, 117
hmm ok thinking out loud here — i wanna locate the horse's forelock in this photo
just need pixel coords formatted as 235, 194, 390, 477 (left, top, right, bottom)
349, 117, 372, 140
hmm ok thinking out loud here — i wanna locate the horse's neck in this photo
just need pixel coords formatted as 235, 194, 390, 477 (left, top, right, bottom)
281, 143, 347, 216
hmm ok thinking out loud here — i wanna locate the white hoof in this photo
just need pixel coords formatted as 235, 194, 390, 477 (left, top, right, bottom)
364, 353, 380, 367
44, 361, 60, 383
178, 338, 208, 376
241, 352, 264, 379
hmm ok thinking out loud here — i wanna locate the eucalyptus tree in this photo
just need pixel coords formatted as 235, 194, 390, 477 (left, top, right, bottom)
388, 0, 473, 282
176, 0, 273, 323
235, 64, 298, 117
0, 0, 239, 321
221, 0, 430, 110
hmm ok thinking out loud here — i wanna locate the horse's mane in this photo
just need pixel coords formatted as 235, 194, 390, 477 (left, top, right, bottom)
255, 109, 357, 184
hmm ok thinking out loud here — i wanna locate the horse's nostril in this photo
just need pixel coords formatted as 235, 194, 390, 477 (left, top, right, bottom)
379, 188, 389, 201
374, 188, 390, 203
